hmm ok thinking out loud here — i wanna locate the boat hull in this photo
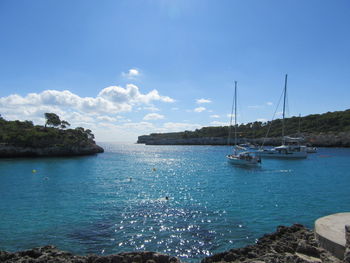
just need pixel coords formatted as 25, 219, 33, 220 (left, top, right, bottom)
306, 147, 317, 153
226, 155, 261, 166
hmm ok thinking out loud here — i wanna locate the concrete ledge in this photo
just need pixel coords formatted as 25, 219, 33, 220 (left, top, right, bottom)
315, 212, 350, 259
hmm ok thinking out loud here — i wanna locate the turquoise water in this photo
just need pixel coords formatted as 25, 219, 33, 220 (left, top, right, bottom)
0, 144, 350, 261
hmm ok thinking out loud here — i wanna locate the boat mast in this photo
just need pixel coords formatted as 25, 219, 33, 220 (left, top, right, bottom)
282, 74, 287, 145
227, 81, 236, 147
234, 81, 237, 147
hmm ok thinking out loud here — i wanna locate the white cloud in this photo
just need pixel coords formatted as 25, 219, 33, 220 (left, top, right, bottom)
122, 68, 140, 79
119, 118, 132, 123
226, 113, 236, 118
194, 107, 206, 113
210, 114, 220, 118
0, 85, 174, 118
98, 84, 174, 105
196, 98, 211, 104
90, 121, 202, 142
161, 122, 201, 132
143, 105, 160, 111
266, 102, 273, 106
256, 118, 268, 122
122, 121, 155, 130
91, 121, 156, 142
143, 113, 165, 121
0, 84, 175, 141
210, 121, 229, 126
97, 116, 118, 122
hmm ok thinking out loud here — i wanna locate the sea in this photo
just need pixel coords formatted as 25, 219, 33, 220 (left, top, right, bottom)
0, 143, 349, 261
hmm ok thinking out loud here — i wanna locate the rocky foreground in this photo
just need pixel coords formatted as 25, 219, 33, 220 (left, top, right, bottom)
0, 224, 343, 263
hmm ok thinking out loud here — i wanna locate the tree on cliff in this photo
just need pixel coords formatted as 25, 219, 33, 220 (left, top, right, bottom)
44, 113, 70, 129
85, 129, 95, 140
60, 120, 71, 129
45, 113, 61, 128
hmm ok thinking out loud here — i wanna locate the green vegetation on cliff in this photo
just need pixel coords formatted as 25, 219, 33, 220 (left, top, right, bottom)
0, 113, 97, 148
144, 109, 350, 140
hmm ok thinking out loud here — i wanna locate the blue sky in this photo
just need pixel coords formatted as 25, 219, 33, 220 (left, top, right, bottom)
0, 0, 349, 141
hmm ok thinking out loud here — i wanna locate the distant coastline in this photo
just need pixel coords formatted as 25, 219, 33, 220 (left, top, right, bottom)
137, 109, 350, 147
137, 132, 350, 147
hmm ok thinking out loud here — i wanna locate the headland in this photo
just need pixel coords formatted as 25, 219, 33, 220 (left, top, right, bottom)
0, 114, 104, 157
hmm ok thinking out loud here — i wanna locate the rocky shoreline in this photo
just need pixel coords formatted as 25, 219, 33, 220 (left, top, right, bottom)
0, 143, 104, 158
0, 224, 342, 263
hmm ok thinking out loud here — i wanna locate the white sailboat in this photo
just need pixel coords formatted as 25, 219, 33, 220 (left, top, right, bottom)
256, 75, 307, 159
226, 81, 261, 166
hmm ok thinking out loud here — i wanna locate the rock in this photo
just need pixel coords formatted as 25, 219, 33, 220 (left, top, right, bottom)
18, 249, 42, 258
0, 225, 343, 263
296, 240, 321, 258
132, 254, 142, 263
153, 254, 170, 263
202, 224, 340, 263
0, 251, 12, 261
345, 225, 350, 263
223, 252, 237, 262
110, 255, 124, 263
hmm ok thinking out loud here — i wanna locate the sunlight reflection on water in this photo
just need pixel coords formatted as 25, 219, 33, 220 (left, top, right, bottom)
0, 144, 350, 261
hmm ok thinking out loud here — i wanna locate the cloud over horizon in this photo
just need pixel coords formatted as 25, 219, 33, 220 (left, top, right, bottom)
0, 84, 174, 117
194, 107, 206, 113
143, 113, 165, 120
0, 84, 175, 141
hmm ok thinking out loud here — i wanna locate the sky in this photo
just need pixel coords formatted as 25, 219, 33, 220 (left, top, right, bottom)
0, 0, 349, 142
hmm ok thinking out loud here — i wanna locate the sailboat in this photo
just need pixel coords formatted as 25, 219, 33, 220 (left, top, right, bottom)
297, 114, 317, 153
226, 81, 261, 166
256, 75, 307, 159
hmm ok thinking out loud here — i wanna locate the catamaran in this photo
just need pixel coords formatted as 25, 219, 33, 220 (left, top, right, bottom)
256, 75, 307, 159
226, 81, 261, 166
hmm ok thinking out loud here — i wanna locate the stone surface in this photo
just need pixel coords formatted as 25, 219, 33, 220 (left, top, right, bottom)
315, 212, 350, 259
